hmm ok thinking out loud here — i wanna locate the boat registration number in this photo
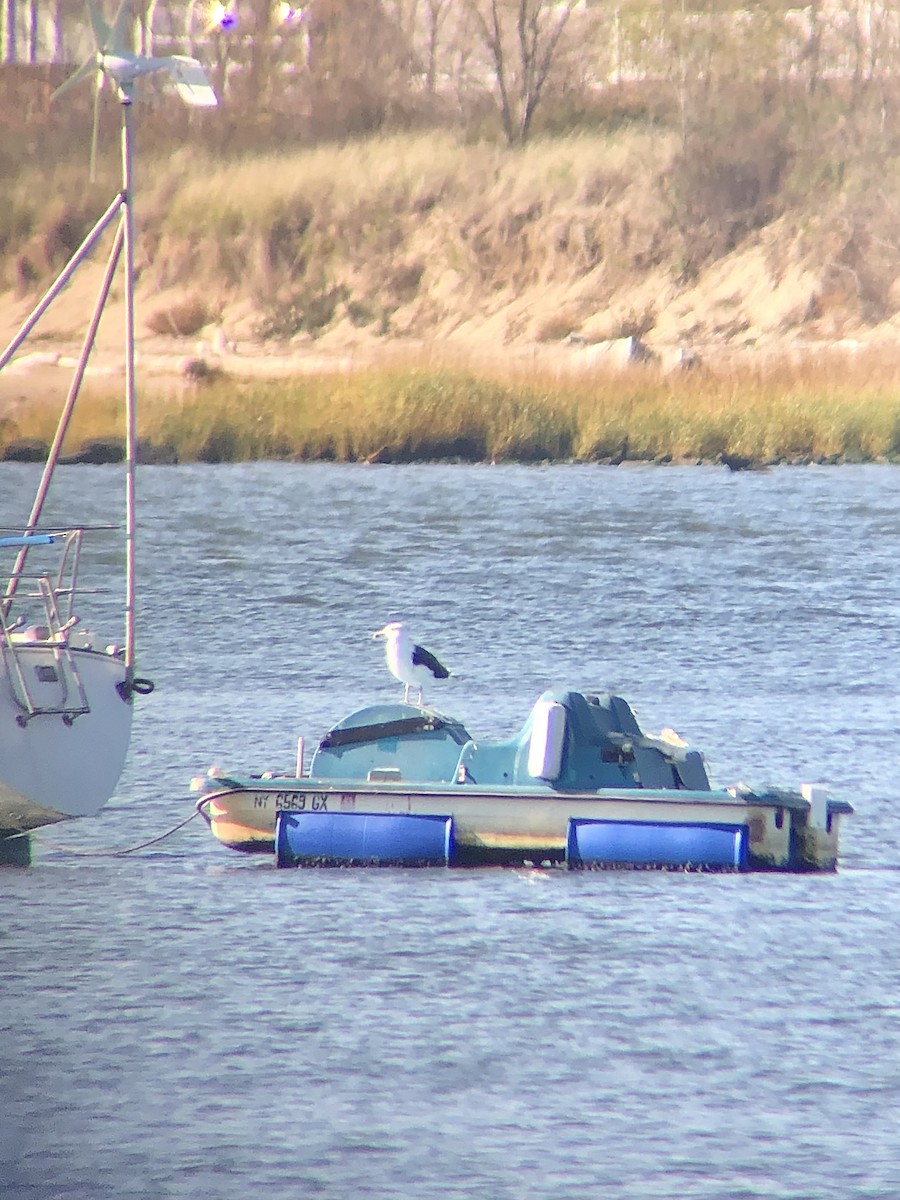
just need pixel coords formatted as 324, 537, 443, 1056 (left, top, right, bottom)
252, 792, 359, 811
269, 791, 333, 811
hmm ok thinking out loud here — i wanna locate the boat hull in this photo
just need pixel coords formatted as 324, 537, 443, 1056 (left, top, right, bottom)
194, 778, 848, 871
0, 645, 132, 834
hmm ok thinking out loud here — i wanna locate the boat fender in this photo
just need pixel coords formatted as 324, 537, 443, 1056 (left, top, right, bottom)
527, 699, 567, 781
276, 812, 454, 868
116, 677, 156, 701
566, 819, 748, 870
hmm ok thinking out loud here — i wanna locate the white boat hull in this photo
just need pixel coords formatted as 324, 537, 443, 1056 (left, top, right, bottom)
0, 645, 132, 834
195, 779, 847, 871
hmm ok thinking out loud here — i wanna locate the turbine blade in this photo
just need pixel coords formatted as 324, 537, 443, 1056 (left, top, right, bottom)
89, 74, 102, 182
161, 55, 218, 107
108, 0, 132, 52
88, 0, 111, 49
51, 56, 96, 100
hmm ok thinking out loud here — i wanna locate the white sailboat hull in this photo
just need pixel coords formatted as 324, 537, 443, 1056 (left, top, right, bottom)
0, 644, 132, 833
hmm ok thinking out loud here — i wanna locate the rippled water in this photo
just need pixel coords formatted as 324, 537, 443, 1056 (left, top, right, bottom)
3, 462, 900, 1199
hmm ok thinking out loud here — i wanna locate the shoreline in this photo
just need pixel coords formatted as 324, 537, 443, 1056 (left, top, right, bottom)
4, 304, 900, 467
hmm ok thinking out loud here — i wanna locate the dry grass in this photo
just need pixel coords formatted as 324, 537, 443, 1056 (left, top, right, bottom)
2, 128, 670, 310
159, 132, 652, 234
161, 134, 472, 234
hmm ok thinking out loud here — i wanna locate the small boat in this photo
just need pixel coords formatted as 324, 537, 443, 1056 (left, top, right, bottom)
191, 689, 852, 871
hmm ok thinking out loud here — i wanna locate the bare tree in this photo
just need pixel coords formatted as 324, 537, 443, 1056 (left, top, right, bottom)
49, 0, 64, 61
384, 0, 453, 91
306, 0, 413, 136
462, 0, 584, 144
421, 0, 453, 90
3, 0, 16, 62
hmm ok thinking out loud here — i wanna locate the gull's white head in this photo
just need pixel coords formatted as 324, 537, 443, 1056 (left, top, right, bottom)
372, 621, 405, 644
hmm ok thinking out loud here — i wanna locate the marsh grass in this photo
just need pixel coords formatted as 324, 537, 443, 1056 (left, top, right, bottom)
8, 355, 900, 466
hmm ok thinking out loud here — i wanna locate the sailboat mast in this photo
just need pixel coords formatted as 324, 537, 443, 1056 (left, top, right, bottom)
121, 87, 137, 684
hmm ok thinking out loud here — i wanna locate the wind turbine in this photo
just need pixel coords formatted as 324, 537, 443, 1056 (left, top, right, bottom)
58, 0, 218, 177
0, 0, 217, 693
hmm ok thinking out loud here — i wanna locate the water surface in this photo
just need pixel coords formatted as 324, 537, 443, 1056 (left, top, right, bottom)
3, 463, 900, 1199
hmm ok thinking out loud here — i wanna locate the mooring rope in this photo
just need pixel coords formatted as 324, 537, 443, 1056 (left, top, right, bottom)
33, 799, 207, 857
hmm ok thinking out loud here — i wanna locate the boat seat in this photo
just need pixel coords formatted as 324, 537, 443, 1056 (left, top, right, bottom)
672, 750, 710, 791
454, 733, 530, 786
563, 691, 611, 743
453, 690, 711, 793
632, 744, 678, 789
608, 694, 642, 736
455, 688, 575, 785
581, 693, 643, 739
456, 691, 642, 789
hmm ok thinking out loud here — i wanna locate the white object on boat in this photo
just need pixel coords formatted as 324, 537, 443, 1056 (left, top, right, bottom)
527, 699, 567, 780
801, 783, 830, 829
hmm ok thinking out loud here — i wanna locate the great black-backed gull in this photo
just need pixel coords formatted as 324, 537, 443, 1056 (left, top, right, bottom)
372, 621, 450, 705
